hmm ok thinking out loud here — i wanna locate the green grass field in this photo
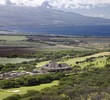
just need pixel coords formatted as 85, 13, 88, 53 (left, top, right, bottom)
36, 61, 49, 68
35, 52, 110, 69
0, 57, 35, 65
0, 35, 27, 41
0, 80, 58, 100
60, 52, 110, 68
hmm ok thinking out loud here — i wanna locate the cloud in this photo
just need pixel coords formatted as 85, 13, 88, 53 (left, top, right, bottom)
49, 0, 110, 9
0, 0, 110, 8
0, 0, 46, 6
88, 14, 104, 17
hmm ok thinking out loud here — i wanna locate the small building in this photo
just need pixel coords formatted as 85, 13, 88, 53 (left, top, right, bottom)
41, 60, 72, 72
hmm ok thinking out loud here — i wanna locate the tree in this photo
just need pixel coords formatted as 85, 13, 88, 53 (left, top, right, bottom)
105, 64, 110, 68
1, 63, 17, 72
0, 64, 4, 71
107, 56, 110, 61
26, 77, 37, 86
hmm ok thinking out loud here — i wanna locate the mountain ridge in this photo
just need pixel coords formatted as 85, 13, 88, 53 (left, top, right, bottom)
0, 5, 110, 27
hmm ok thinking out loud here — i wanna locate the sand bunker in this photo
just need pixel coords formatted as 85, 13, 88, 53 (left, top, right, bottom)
12, 90, 20, 92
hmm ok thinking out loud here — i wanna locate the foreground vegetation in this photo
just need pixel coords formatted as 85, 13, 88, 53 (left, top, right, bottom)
0, 81, 58, 100
0, 73, 64, 89
3, 63, 110, 100
1, 56, 110, 100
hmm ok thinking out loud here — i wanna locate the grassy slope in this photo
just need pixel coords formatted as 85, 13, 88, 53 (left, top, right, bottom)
59, 52, 110, 67
36, 52, 110, 68
74, 57, 110, 68
0, 80, 58, 100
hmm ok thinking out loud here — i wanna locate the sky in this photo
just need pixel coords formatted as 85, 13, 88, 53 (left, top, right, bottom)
0, 0, 110, 19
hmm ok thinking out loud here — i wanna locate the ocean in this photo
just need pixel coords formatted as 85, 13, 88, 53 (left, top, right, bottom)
1, 25, 110, 36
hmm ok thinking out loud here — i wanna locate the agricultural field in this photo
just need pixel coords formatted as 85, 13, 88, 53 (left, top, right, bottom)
0, 35, 74, 57
0, 57, 35, 65
0, 80, 58, 100
0, 35, 110, 66
72, 37, 110, 43
0, 35, 110, 58
0, 35, 49, 57
0, 35, 27, 41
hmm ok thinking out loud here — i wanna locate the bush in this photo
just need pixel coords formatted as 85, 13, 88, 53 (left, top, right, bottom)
3, 94, 20, 100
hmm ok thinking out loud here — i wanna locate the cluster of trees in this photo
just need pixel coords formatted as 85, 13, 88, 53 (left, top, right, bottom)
7, 54, 18, 58
0, 61, 37, 73
0, 73, 65, 89
3, 64, 110, 100
0, 64, 18, 72
31, 50, 100, 61
0, 49, 100, 73
107, 56, 110, 61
